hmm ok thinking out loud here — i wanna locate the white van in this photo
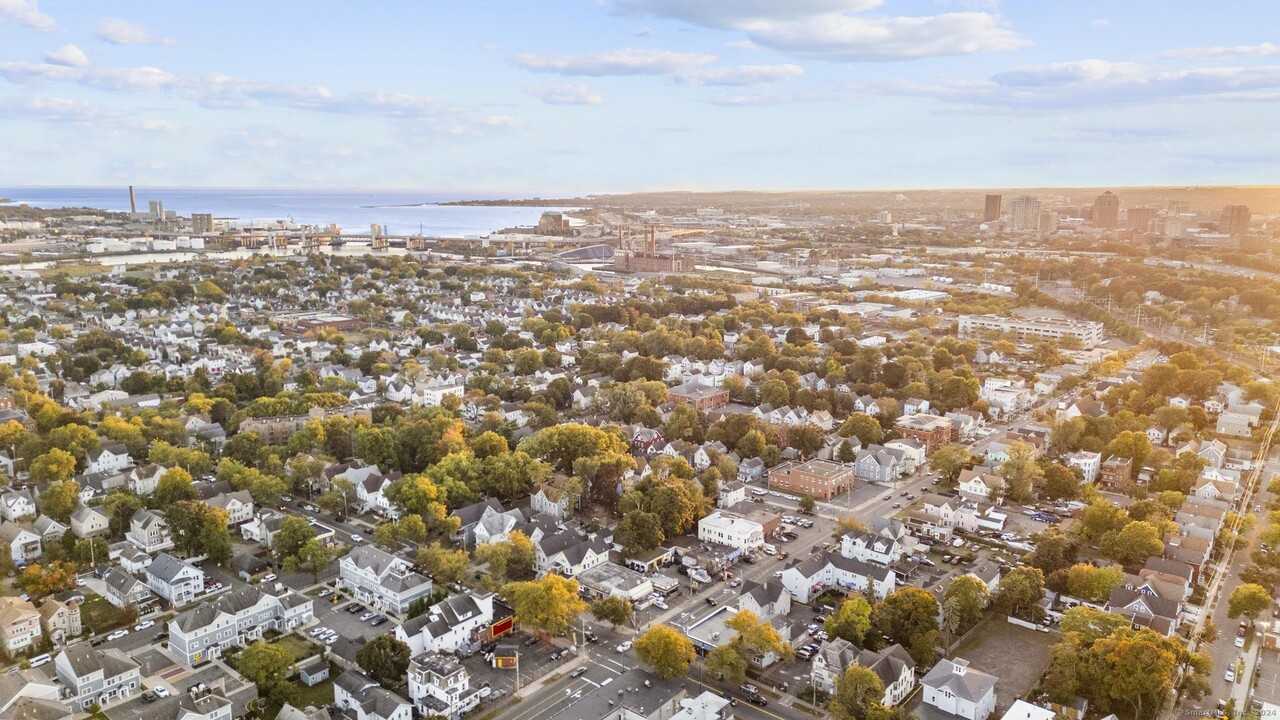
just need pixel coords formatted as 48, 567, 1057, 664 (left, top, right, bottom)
761, 544, 778, 556
28, 654, 51, 668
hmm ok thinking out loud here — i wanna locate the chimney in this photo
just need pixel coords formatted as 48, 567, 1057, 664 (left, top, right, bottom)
129, 186, 137, 215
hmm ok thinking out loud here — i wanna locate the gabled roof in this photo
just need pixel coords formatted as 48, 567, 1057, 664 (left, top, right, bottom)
921, 658, 997, 702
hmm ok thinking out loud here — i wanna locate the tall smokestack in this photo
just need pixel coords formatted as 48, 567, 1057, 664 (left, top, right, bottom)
129, 186, 137, 215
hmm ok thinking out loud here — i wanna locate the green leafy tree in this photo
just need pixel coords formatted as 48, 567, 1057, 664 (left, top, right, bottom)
829, 666, 885, 720
416, 542, 469, 585
238, 640, 294, 688
634, 625, 696, 679
1028, 528, 1079, 576
166, 501, 233, 564
39, 480, 80, 523
1100, 521, 1165, 566
283, 539, 335, 581
1228, 583, 1273, 620
929, 444, 974, 483
153, 467, 199, 507
591, 596, 634, 628
873, 587, 942, 665
999, 441, 1042, 503
273, 516, 317, 563
356, 635, 412, 687
1065, 563, 1124, 603
826, 596, 873, 644
942, 575, 989, 636
839, 413, 883, 444
705, 644, 748, 685
993, 566, 1045, 621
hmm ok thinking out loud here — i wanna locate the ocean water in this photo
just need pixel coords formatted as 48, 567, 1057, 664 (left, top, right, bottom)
0, 186, 576, 237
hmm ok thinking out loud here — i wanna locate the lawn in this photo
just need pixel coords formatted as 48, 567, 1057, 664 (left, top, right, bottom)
270, 634, 321, 663
81, 595, 126, 634
951, 616, 1055, 701
292, 678, 334, 707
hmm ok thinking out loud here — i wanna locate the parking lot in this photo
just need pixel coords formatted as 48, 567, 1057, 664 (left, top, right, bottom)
460, 631, 575, 698
309, 594, 394, 647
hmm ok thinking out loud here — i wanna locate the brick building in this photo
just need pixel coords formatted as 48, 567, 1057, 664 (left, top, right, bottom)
668, 382, 729, 411
894, 414, 954, 454
769, 459, 856, 500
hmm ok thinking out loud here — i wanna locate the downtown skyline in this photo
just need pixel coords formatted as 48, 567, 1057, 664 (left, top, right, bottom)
2, 0, 1280, 192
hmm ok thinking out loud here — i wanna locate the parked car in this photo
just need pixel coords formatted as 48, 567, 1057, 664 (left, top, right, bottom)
747, 695, 768, 707
153, 687, 170, 698
261, 573, 277, 583
523, 636, 540, 646
135, 620, 155, 631
106, 629, 129, 641
350, 534, 363, 543
28, 654, 50, 668
360, 612, 376, 621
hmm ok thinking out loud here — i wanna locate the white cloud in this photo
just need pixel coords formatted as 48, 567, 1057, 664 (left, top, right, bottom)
889, 59, 1280, 109
0, 0, 55, 30
525, 82, 604, 105
614, 0, 1026, 61
123, 118, 178, 132
743, 12, 1028, 61
515, 48, 716, 76
726, 40, 758, 50
615, 0, 884, 28
0, 96, 100, 122
44, 44, 89, 68
678, 63, 803, 85
1163, 42, 1280, 60
94, 17, 174, 45
1091, 19, 1113, 29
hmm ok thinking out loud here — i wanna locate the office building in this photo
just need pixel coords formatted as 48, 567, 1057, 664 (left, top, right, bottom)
957, 314, 1105, 348
1009, 196, 1041, 231
1127, 207, 1155, 233
983, 194, 1002, 222
1221, 205, 1251, 237
1094, 191, 1120, 229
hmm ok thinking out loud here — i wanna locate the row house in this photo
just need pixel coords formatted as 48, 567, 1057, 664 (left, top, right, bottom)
167, 586, 314, 666
0, 597, 42, 654
55, 645, 141, 710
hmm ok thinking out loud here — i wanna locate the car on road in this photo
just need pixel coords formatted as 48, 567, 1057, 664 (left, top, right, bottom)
706, 598, 717, 606
350, 534, 363, 543
1235, 635, 1245, 647
106, 629, 129, 641
773, 571, 784, 578
571, 667, 588, 678
584, 631, 598, 642
892, 503, 901, 509
882, 494, 891, 500
752, 488, 767, 496
746, 695, 769, 707
617, 641, 632, 653
261, 573, 277, 583
135, 620, 155, 631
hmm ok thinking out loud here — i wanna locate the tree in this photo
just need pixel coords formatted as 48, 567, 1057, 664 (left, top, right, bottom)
614, 510, 665, 557
355, 425, 399, 470
829, 666, 885, 720
873, 588, 942, 665
166, 501, 233, 564
1065, 563, 1124, 603
1101, 521, 1164, 567
18, 561, 77, 599
942, 576, 989, 636
993, 566, 1045, 621
591, 596, 634, 628
238, 640, 294, 689
705, 644, 748, 685
283, 539, 335, 581
29, 448, 76, 485
1228, 583, 1273, 620
417, 542, 469, 586
1028, 528, 1079, 576
798, 495, 816, 514
1041, 463, 1082, 500
504, 575, 588, 636
634, 625, 696, 679
39, 480, 80, 523
1107, 430, 1153, 470
1079, 499, 1129, 542
153, 467, 199, 507
357, 635, 412, 687
475, 531, 535, 584
999, 441, 1042, 503
273, 516, 317, 563
929, 444, 974, 483
826, 596, 873, 644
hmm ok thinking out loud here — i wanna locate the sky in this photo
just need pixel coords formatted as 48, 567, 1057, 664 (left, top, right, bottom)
2, 0, 1280, 192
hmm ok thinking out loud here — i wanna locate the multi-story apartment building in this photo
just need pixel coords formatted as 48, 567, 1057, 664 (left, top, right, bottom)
54, 645, 141, 710
0, 597, 42, 654
126, 508, 174, 554
768, 459, 856, 500
957, 314, 1105, 349
894, 414, 954, 454
146, 553, 206, 606
167, 586, 314, 666
408, 652, 483, 719
338, 546, 434, 614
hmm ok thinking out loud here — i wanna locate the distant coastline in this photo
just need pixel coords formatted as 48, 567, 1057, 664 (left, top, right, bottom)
437, 198, 587, 207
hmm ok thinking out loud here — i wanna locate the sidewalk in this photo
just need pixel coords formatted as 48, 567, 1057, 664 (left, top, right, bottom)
513, 649, 590, 699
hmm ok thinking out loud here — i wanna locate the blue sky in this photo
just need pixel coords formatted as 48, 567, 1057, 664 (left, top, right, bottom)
2, 0, 1280, 192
